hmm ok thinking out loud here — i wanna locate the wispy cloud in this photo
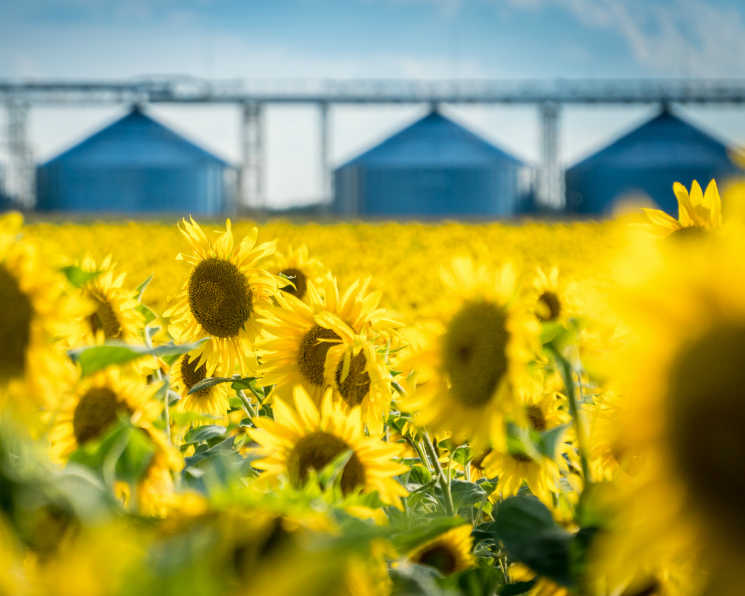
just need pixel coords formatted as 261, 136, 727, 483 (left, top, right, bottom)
502, 0, 745, 76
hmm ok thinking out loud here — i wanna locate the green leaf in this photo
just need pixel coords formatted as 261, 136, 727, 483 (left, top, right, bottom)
69, 339, 208, 376
407, 464, 433, 489
537, 424, 571, 460
136, 303, 158, 325
115, 426, 156, 484
62, 265, 100, 288
450, 479, 487, 511
390, 517, 466, 554
183, 425, 227, 445
318, 449, 353, 489
471, 521, 498, 542
135, 274, 154, 302
475, 478, 497, 496
228, 396, 244, 410
501, 579, 538, 596
230, 377, 259, 391
493, 495, 573, 588
440, 564, 503, 596
187, 377, 235, 395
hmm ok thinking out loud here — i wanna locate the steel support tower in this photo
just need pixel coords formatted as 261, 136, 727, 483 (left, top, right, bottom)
537, 102, 563, 209
4, 99, 34, 208
239, 101, 264, 211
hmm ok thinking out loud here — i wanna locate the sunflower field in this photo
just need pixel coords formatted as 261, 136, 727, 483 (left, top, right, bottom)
1, 179, 744, 596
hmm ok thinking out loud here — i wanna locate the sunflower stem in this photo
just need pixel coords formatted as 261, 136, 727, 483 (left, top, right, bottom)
237, 389, 257, 420
405, 435, 430, 474
554, 351, 592, 486
422, 431, 455, 517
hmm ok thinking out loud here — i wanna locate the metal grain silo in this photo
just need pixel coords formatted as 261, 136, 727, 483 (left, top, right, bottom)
565, 108, 741, 216
334, 110, 530, 218
36, 106, 233, 214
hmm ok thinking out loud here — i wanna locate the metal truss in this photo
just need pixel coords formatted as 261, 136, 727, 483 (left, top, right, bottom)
3, 77, 745, 211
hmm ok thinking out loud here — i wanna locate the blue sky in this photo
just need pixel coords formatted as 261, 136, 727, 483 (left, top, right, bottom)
2, 0, 745, 206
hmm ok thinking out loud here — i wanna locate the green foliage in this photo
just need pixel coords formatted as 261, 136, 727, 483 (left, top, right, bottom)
493, 495, 599, 591
61, 265, 100, 288
69, 338, 208, 376
183, 425, 227, 445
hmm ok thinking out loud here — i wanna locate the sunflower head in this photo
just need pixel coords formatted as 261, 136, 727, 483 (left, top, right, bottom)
0, 223, 77, 416
406, 525, 475, 576
164, 218, 279, 380
403, 258, 539, 449
267, 244, 326, 302
171, 351, 230, 416
249, 386, 408, 507
69, 254, 144, 347
258, 273, 400, 408
49, 368, 162, 463
638, 179, 722, 240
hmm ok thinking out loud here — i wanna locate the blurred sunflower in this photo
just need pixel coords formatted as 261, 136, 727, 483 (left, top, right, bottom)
596, 235, 745, 595
170, 351, 230, 416
69, 254, 144, 346
403, 257, 539, 449
530, 266, 572, 325
49, 367, 161, 462
483, 379, 570, 504
268, 244, 326, 301
50, 368, 180, 515
249, 385, 408, 507
0, 213, 78, 414
258, 273, 398, 407
637, 180, 722, 240
405, 525, 474, 576
165, 218, 278, 378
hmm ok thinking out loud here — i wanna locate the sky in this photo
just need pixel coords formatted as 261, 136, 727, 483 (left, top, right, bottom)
2, 0, 745, 207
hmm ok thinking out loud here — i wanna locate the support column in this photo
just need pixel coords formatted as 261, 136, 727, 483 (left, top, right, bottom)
5, 100, 35, 208
537, 102, 563, 209
239, 101, 264, 212
319, 102, 332, 205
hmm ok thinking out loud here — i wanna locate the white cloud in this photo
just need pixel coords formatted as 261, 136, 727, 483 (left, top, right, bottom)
502, 0, 745, 77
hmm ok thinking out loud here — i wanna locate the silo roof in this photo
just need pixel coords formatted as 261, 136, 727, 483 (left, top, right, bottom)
569, 109, 734, 171
42, 106, 229, 168
338, 110, 523, 169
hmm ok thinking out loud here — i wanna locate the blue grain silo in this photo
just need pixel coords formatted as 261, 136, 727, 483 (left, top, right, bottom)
36, 106, 232, 214
565, 108, 741, 216
334, 110, 530, 217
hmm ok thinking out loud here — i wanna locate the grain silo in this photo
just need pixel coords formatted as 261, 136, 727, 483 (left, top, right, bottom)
334, 110, 530, 218
565, 108, 741, 216
36, 106, 233, 214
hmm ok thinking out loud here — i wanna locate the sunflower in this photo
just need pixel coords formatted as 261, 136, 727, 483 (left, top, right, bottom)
248, 385, 408, 507
49, 368, 180, 514
267, 244, 326, 302
402, 257, 539, 450
0, 213, 79, 415
164, 218, 279, 379
482, 378, 570, 504
405, 525, 475, 576
170, 351, 230, 416
530, 266, 574, 325
257, 272, 399, 407
49, 367, 162, 462
68, 254, 144, 347
594, 235, 745, 594
637, 180, 722, 240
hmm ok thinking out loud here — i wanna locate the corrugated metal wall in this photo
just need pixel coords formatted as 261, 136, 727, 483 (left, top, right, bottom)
565, 109, 742, 216
334, 111, 531, 218
36, 107, 232, 214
